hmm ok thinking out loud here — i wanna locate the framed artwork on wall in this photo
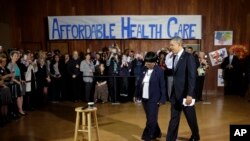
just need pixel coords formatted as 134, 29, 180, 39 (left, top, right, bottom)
208, 48, 228, 66
214, 31, 233, 46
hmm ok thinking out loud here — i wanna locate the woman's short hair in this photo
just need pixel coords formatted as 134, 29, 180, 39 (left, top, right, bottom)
0, 53, 7, 59
144, 51, 157, 63
10, 50, 19, 57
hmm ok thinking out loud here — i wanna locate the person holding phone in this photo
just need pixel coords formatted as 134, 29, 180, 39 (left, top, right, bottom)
196, 52, 209, 101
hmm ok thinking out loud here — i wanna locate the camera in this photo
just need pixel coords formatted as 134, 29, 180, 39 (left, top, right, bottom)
198, 67, 205, 76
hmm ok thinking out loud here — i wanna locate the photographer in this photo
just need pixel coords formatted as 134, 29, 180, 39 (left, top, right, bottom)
106, 48, 120, 103
196, 51, 209, 101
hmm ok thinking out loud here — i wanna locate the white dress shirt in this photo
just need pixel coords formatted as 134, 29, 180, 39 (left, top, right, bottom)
229, 55, 234, 65
165, 52, 174, 69
142, 69, 153, 99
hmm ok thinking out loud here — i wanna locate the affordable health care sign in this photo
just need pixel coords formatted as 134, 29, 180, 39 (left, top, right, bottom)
48, 15, 202, 40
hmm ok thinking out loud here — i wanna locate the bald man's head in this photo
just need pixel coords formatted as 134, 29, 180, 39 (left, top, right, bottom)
72, 51, 79, 60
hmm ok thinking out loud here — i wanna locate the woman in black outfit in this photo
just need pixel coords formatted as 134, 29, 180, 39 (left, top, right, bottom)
0, 54, 12, 125
134, 52, 166, 141
49, 54, 62, 102
94, 63, 108, 103
36, 57, 50, 105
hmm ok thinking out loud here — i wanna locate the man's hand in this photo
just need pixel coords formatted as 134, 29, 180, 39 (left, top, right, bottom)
185, 96, 193, 105
226, 64, 233, 69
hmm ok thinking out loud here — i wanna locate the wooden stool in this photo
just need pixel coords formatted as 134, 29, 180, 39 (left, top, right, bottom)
74, 107, 100, 141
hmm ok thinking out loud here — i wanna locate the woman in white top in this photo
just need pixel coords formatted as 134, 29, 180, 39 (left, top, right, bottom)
134, 52, 166, 141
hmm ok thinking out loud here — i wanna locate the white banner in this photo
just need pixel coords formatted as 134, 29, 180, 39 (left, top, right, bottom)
48, 15, 202, 40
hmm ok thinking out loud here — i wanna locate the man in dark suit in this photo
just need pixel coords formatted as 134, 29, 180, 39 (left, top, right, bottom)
135, 52, 166, 141
166, 37, 200, 141
221, 48, 242, 95
67, 51, 82, 102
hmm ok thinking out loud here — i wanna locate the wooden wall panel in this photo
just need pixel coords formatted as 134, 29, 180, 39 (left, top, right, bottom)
21, 42, 42, 52
110, 0, 140, 15
49, 42, 69, 55
123, 40, 141, 53
1, 0, 250, 94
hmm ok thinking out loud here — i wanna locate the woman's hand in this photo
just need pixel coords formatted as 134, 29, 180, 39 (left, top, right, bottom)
96, 82, 100, 86
46, 76, 51, 83
16, 81, 21, 85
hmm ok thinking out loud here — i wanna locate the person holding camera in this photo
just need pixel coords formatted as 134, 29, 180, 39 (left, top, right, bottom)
106, 49, 120, 103
196, 52, 209, 101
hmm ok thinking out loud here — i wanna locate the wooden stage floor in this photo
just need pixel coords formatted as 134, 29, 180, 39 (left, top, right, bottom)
0, 95, 250, 141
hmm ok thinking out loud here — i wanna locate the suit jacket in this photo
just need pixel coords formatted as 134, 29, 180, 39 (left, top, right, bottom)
221, 55, 241, 80
246, 56, 250, 83
172, 51, 196, 101
67, 59, 82, 78
136, 65, 166, 104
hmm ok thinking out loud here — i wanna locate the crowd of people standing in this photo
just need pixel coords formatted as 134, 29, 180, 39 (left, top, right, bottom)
0, 42, 209, 129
